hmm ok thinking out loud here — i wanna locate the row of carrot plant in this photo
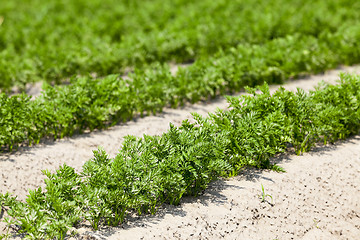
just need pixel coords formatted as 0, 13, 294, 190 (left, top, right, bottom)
1, 73, 360, 239
1, 0, 360, 91
1, 28, 360, 151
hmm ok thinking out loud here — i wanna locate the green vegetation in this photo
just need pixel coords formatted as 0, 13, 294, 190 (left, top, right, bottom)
260, 183, 274, 205
1, 74, 360, 239
2, 29, 360, 152
1, 0, 360, 238
0, 0, 360, 91
1, 0, 360, 151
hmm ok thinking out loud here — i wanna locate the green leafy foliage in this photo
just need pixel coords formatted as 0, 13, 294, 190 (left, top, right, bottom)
2, 27, 360, 151
1, 74, 360, 239
1, 0, 360, 91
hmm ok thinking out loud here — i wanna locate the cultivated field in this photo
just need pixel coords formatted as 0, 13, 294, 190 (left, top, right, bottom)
1, 0, 360, 239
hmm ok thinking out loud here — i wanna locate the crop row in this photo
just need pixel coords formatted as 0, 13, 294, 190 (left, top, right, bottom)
1, 27, 360, 152
1, 0, 360, 91
1, 73, 360, 239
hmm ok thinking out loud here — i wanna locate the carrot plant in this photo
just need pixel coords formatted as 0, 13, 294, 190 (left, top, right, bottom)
1, 74, 360, 239
1, 0, 360, 91
2, 26, 360, 152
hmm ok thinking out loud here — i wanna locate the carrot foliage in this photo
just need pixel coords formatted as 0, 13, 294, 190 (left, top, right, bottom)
1, 74, 360, 239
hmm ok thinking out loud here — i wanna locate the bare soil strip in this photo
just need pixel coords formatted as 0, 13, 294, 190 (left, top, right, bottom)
1, 65, 360, 239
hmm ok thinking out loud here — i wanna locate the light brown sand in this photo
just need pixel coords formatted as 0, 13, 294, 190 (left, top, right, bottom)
1, 65, 360, 239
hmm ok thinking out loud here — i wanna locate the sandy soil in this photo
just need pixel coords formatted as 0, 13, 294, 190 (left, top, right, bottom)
1, 65, 360, 239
